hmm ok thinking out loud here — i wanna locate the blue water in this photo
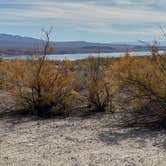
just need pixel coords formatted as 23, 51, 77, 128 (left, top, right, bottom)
3, 51, 151, 61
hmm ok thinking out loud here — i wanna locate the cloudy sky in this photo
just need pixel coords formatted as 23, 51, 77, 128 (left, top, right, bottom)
0, 0, 166, 42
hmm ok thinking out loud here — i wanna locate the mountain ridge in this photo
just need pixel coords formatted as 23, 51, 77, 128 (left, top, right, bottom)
0, 34, 165, 55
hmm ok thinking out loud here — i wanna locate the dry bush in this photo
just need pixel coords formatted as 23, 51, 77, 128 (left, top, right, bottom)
112, 50, 166, 126
2, 60, 77, 115
85, 57, 115, 112
1, 31, 78, 117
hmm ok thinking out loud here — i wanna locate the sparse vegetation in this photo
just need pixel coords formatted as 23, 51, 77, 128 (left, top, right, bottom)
0, 30, 165, 129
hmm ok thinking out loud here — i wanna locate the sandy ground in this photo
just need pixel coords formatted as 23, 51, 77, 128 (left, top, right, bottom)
0, 111, 166, 166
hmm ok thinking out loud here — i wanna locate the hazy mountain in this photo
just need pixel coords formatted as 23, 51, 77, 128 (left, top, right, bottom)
0, 34, 165, 55
0, 34, 43, 49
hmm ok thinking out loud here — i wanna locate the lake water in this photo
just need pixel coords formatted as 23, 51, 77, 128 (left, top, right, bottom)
3, 51, 151, 61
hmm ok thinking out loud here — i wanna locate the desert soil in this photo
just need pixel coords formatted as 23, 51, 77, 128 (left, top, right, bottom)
0, 110, 166, 166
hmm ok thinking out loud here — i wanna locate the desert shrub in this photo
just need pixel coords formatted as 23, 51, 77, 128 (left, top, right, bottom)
1, 31, 78, 117
2, 59, 78, 116
112, 51, 166, 125
86, 57, 115, 112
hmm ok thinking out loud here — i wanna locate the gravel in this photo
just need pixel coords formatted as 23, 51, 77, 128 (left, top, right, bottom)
0, 111, 166, 166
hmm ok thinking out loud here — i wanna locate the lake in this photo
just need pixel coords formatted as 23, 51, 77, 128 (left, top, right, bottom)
3, 51, 152, 61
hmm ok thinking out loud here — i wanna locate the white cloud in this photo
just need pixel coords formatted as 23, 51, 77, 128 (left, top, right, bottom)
0, 0, 165, 36
2, 2, 166, 23
78, 22, 162, 37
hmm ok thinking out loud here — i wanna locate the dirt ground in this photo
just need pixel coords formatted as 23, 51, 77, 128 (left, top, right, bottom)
0, 111, 166, 166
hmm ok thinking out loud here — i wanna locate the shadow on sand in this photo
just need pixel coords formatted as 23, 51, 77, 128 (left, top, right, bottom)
98, 127, 166, 151
0, 109, 66, 126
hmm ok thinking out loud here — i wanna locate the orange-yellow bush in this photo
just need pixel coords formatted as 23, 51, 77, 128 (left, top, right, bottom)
86, 57, 115, 112
112, 54, 166, 111
2, 59, 77, 116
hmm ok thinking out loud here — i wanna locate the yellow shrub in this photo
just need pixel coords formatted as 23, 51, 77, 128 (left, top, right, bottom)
112, 54, 166, 110
2, 59, 77, 116
86, 57, 115, 112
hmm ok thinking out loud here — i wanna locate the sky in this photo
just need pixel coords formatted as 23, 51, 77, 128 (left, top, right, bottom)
0, 0, 166, 43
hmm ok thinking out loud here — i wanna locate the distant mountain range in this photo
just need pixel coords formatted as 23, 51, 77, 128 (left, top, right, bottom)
0, 34, 165, 55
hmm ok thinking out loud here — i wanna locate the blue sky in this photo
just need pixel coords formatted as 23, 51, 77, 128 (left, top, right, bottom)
0, 0, 166, 42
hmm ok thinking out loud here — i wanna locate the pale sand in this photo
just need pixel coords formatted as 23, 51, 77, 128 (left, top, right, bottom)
0, 112, 166, 166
